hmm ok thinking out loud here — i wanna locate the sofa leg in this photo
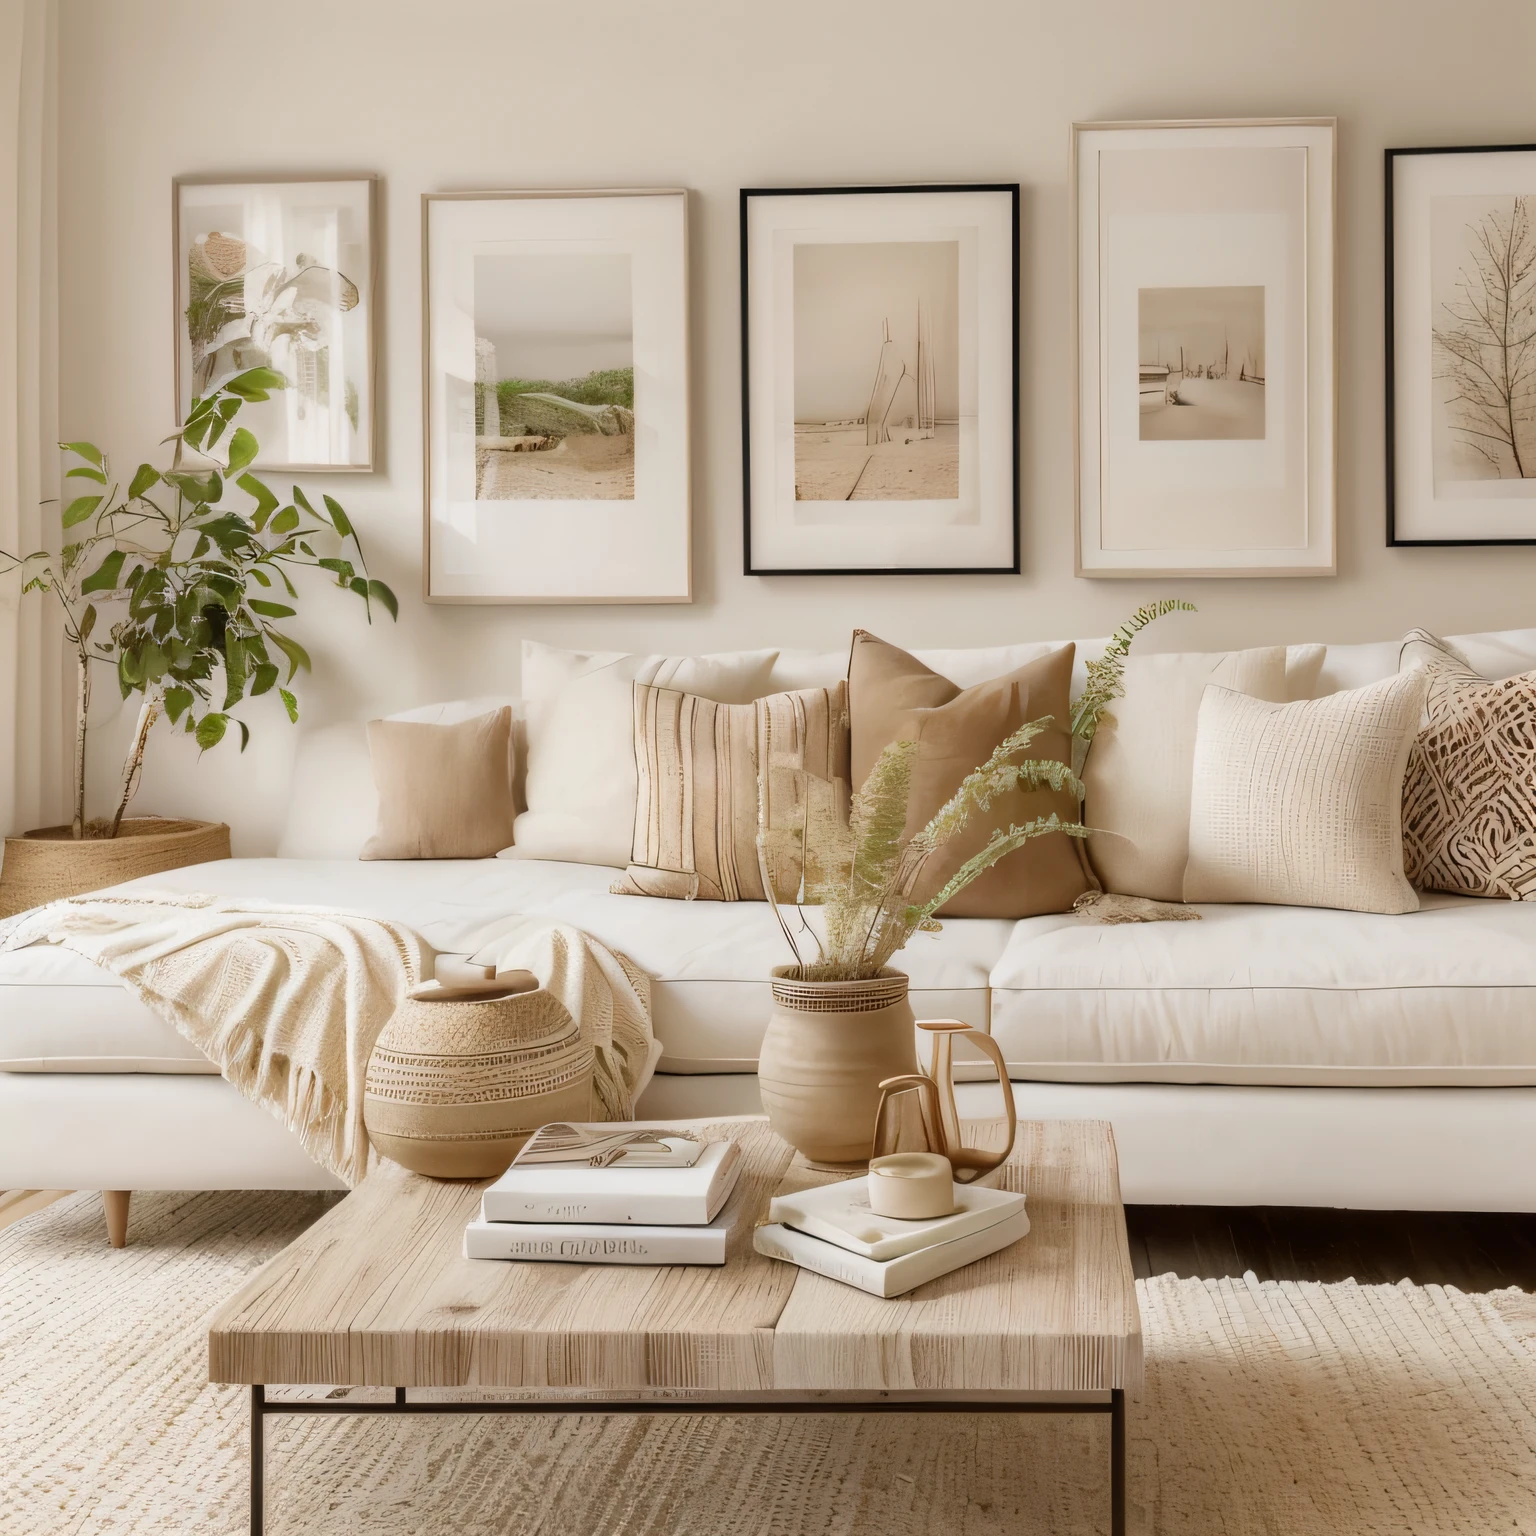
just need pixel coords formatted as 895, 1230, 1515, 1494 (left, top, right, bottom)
103, 1190, 131, 1248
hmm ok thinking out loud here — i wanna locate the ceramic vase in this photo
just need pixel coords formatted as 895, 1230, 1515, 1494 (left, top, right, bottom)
757, 966, 919, 1166
363, 979, 595, 1179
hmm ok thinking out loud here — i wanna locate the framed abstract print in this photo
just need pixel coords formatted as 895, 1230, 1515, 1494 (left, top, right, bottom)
741, 184, 1019, 575
174, 175, 378, 472
1073, 120, 1336, 577
1388, 144, 1536, 546
422, 189, 690, 603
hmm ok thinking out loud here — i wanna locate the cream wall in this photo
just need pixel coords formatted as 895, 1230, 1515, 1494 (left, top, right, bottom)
54, 0, 1536, 850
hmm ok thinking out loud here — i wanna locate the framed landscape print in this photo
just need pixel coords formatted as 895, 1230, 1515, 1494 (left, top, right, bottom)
1388, 144, 1536, 546
174, 175, 377, 471
741, 184, 1019, 575
1073, 120, 1336, 577
423, 189, 690, 603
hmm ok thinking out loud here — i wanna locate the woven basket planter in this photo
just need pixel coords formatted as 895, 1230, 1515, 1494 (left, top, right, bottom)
0, 818, 232, 919
363, 979, 596, 1179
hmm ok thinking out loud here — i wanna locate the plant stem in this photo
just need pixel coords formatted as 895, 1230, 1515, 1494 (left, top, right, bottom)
110, 692, 160, 838
72, 651, 90, 839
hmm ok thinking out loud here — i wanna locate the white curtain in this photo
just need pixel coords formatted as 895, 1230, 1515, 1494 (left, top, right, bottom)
0, 0, 63, 839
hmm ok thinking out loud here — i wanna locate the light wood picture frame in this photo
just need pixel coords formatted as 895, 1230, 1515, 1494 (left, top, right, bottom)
1072, 119, 1336, 577
422, 188, 691, 605
173, 174, 379, 472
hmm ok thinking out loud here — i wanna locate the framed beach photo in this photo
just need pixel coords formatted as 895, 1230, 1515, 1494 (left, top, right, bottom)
174, 175, 377, 472
1388, 144, 1536, 546
422, 189, 690, 603
1072, 120, 1336, 577
741, 184, 1019, 575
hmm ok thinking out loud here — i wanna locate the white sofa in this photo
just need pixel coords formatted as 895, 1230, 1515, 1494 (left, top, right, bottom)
4, 628, 1536, 1213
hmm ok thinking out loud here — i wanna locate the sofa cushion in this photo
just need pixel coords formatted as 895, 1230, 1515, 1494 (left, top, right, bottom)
988, 893, 1536, 1086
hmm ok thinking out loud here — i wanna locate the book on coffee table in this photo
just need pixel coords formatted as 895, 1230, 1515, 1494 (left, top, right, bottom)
768, 1177, 1025, 1261
465, 1203, 734, 1265
754, 1204, 1031, 1298
481, 1138, 741, 1225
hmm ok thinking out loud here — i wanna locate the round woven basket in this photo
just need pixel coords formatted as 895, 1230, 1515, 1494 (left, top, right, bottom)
363, 979, 596, 1180
0, 819, 232, 919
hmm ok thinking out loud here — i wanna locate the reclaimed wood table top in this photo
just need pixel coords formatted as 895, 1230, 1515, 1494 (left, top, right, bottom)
208, 1117, 1142, 1397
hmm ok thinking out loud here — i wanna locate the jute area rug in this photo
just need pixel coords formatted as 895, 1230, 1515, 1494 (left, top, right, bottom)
2, 1192, 1533, 1534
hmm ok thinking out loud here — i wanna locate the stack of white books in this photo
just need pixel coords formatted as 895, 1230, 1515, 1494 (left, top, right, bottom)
463, 1124, 743, 1266
754, 1177, 1029, 1297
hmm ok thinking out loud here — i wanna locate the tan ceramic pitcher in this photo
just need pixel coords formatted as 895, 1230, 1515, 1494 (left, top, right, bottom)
871, 1019, 1017, 1183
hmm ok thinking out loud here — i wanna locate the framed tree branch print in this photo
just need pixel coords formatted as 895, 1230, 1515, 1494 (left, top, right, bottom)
1073, 120, 1336, 577
1388, 143, 1536, 546
741, 184, 1019, 575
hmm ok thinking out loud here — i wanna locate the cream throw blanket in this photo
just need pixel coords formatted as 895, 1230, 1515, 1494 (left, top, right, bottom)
0, 892, 657, 1186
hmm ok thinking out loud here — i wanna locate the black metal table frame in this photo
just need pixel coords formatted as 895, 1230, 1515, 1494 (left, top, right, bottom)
249, 1384, 1126, 1535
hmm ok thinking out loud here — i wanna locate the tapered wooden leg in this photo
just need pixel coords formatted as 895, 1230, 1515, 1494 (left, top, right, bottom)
103, 1190, 131, 1248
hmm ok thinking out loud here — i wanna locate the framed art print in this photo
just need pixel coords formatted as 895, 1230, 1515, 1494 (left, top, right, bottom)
422, 189, 690, 603
1073, 120, 1336, 576
741, 184, 1019, 575
1388, 144, 1536, 546
174, 175, 377, 471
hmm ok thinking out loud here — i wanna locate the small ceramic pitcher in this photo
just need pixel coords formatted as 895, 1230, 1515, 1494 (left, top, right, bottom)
871, 1019, 1017, 1183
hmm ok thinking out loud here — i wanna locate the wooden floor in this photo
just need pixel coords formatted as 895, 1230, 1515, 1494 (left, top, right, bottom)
5, 1192, 1534, 1290
1126, 1205, 1536, 1290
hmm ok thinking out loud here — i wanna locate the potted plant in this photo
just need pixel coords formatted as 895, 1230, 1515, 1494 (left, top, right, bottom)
0, 367, 396, 916
755, 601, 1192, 1164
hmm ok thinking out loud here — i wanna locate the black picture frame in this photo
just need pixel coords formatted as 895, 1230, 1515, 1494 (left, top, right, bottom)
1386, 142, 1536, 547
740, 183, 1020, 576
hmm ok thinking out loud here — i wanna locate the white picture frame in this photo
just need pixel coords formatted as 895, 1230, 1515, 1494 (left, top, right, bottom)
742, 184, 1019, 575
422, 189, 691, 604
174, 175, 378, 473
1073, 120, 1336, 577
1388, 143, 1536, 547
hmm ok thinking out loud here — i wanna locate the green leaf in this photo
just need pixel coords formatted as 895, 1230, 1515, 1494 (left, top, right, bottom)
321, 495, 353, 538
164, 686, 193, 725
348, 576, 369, 599
248, 599, 296, 618
278, 687, 298, 724
225, 427, 258, 474
61, 494, 103, 528
60, 440, 104, 467
183, 415, 210, 451
236, 718, 251, 752
79, 548, 126, 594
194, 712, 228, 749
250, 662, 279, 697
66, 465, 108, 484
206, 417, 228, 449
367, 580, 398, 621
184, 396, 217, 425
78, 604, 97, 643
235, 472, 278, 520
291, 486, 316, 517
266, 628, 311, 681
270, 507, 299, 536
128, 463, 160, 499
223, 366, 287, 401
317, 557, 354, 583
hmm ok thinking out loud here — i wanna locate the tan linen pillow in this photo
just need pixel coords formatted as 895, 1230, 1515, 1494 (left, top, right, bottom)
613, 681, 849, 902
1083, 645, 1326, 901
1183, 671, 1430, 914
849, 631, 1094, 919
1399, 629, 1536, 900
361, 707, 518, 861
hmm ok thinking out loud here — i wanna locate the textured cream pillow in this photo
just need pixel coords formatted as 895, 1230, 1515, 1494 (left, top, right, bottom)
612, 681, 849, 901
513, 642, 780, 867
1400, 629, 1536, 900
1083, 646, 1325, 901
361, 707, 518, 861
1183, 671, 1430, 914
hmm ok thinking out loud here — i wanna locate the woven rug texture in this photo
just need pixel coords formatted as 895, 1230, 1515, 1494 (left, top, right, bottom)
1, 1190, 1533, 1534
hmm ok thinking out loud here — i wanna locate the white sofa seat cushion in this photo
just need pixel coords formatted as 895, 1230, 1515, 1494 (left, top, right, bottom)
988, 893, 1536, 1086
0, 858, 1009, 1076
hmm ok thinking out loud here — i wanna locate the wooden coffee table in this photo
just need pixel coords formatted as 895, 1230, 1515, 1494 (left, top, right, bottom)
209, 1117, 1141, 1534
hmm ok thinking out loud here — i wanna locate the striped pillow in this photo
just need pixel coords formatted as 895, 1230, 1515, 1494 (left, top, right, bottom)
613, 681, 849, 902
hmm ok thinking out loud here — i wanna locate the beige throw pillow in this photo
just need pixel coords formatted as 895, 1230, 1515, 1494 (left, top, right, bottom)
613, 681, 849, 901
1400, 629, 1536, 901
1183, 671, 1430, 914
1083, 646, 1326, 901
361, 707, 518, 861
513, 642, 781, 867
